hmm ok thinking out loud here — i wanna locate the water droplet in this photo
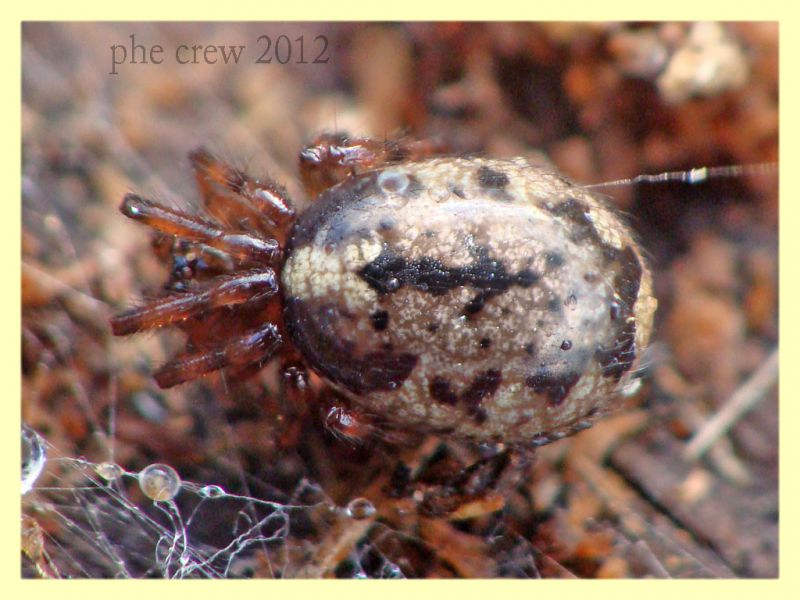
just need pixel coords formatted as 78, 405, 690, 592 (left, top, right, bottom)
199, 485, 226, 499
22, 425, 46, 495
345, 497, 376, 520
138, 463, 181, 501
95, 462, 124, 481
377, 170, 410, 194
386, 277, 400, 292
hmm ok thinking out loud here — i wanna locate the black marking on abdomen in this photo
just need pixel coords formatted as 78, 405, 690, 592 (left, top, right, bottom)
464, 292, 486, 315
476, 165, 510, 189
525, 370, 581, 406
545, 251, 565, 268
359, 244, 539, 317
544, 197, 600, 245
476, 166, 513, 201
429, 369, 502, 424
430, 377, 458, 405
370, 309, 389, 331
462, 369, 501, 423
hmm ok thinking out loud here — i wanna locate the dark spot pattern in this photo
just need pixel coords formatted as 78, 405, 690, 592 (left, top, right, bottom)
359, 244, 539, 318
429, 369, 502, 424
479, 337, 492, 349
464, 292, 486, 315
545, 251, 565, 268
461, 369, 502, 423
544, 197, 599, 244
560, 340, 572, 351
370, 309, 389, 331
476, 166, 510, 189
354, 351, 417, 393
525, 371, 581, 406
429, 377, 458, 405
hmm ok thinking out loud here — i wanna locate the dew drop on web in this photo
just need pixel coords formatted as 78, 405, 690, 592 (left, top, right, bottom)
138, 463, 182, 502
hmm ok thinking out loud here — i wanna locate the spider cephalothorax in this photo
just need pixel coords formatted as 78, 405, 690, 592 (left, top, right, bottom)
111, 134, 656, 446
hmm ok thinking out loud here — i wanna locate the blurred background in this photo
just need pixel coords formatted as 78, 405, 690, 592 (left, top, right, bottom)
22, 22, 777, 578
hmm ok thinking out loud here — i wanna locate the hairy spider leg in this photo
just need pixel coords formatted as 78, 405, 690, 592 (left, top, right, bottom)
323, 395, 378, 444
120, 194, 280, 264
110, 270, 279, 335
154, 322, 282, 388
298, 132, 450, 198
190, 148, 296, 242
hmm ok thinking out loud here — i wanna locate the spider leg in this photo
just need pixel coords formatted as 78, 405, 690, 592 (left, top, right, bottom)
154, 322, 282, 388
324, 400, 377, 445
120, 194, 280, 264
299, 132, 450, 197
189, 148, 295, 240
110, 270, 278, 335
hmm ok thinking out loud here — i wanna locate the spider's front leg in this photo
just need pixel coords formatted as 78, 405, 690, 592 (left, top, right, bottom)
111, 267, 282, 388
154, 321, 282, 388
110, 269, 279, 335
120, 194, 280, 264
298, 132, 449, 197
189, 148, 296, 244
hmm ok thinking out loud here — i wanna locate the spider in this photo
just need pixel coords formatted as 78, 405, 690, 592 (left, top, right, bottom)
110, 133, 656, 450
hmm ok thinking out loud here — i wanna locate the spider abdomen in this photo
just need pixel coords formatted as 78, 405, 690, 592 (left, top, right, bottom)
281, 157, 657, 444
